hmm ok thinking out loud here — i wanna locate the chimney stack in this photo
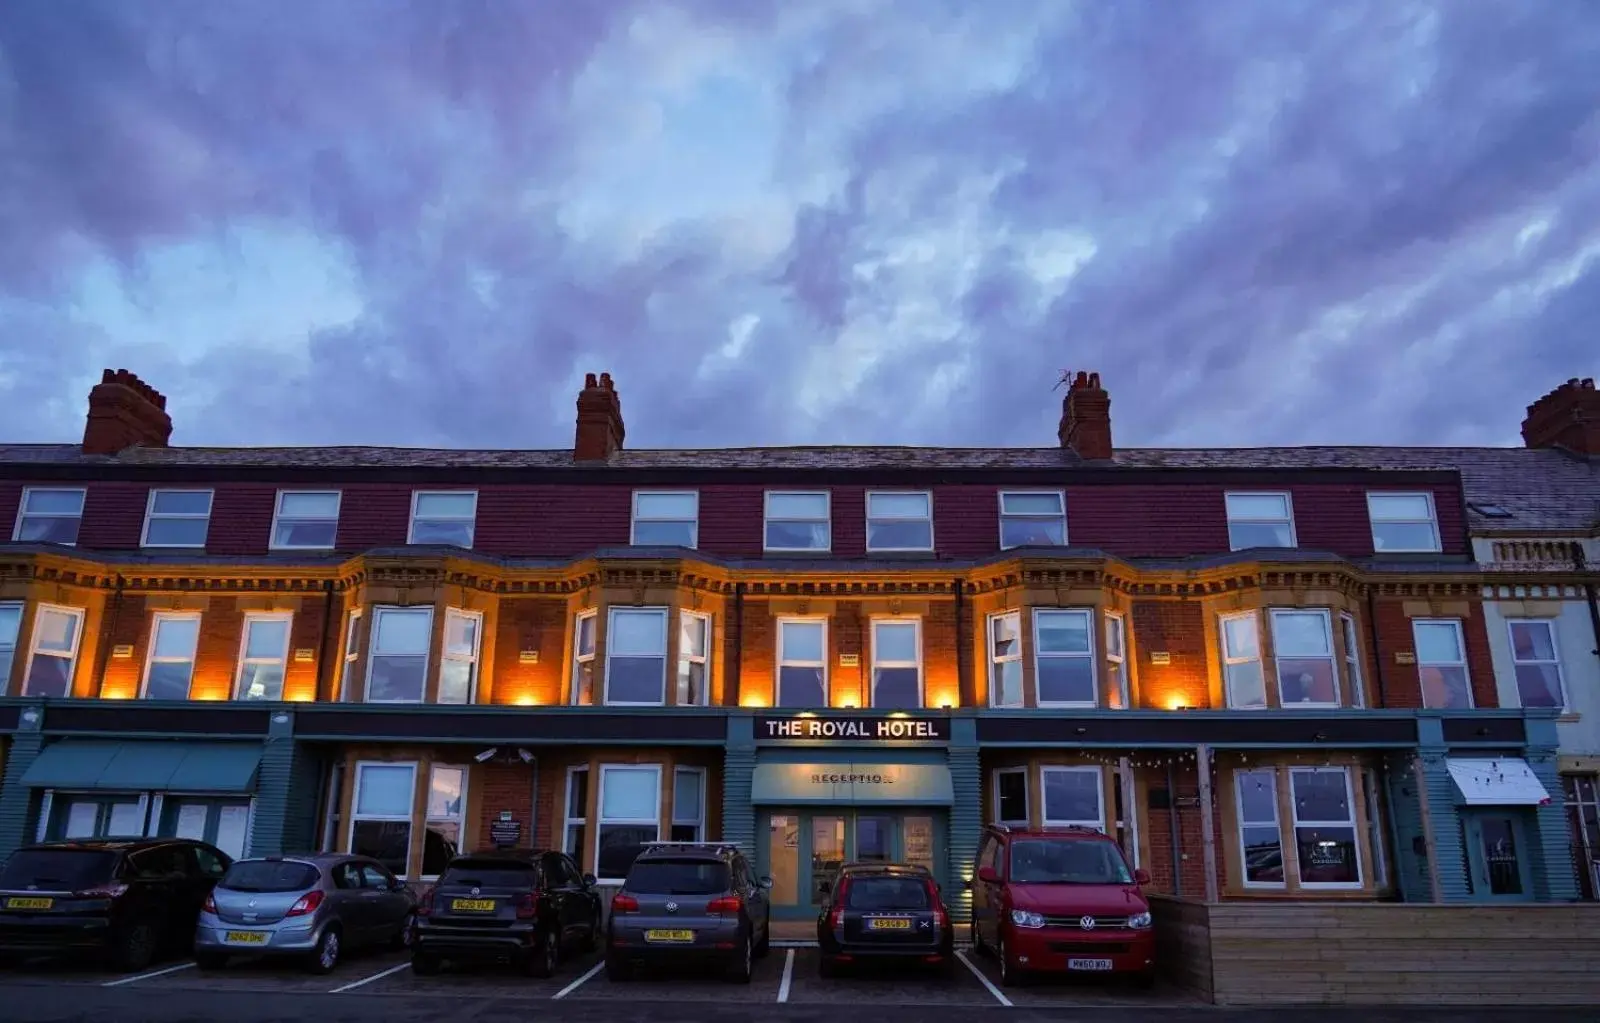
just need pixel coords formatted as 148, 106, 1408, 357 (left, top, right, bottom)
1521, 377, 1600, 457
1058, 370, 1113, 460
574, 371, 625, 461
82, 368, 173, 455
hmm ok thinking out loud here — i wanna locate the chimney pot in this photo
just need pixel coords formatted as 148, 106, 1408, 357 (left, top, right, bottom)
1521, 375, 1600, 456
575, 370, 626, 461
82, 368, 173, 455
1058, 369, 1113, 460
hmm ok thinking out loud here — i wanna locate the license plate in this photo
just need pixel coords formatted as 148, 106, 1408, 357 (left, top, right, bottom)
1068, 958, 1114, 971
644, 929, 694, 943
4, 897, 52, 910
451, 899, 496, 912
868, 918, 912, 930
224, 931, 269, 945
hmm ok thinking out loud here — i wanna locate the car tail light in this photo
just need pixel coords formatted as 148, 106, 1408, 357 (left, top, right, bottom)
827, 880, 848, 930
611, 893, 639, 914
286, 889, 325, 917
202, 892, 216, 914
74, 883, 129, 899
416, 888, 435, 917
707, 895, 743, 916
514, 893, 538, 920
933, 900, 950, 932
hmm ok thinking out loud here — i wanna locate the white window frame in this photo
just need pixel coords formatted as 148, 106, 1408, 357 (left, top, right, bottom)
141, 611, 201, 700
348, 761, 418, 880
12, 487, 86, 545
338, 609, 363, 701
992, 766, 1030, 827
1366, 491, 1441, 553
1506, 618, 1566, 710
776, 617, 829, 708
1412, 617, 1473, 709
0, 600, 22, 686
1040, 765, 1106, 831
365, 605, 435, 704
422, 764, 469, 880
1032, 608, 1097, 708
269, 489, 342, 550
869, 616, 923, 709
407, 490, 478, 547
1224, 491, 1297, 551
1104, 611, 1129, 710
1235, 768, 1285, 889
39, 790, 150, 843
763, 490, 831, 553
1219, 610, 1267, 710
671, 766, 707, 842
22, 603, 85, 698
563, 766, 589, 857
1340, 612, 1365, 709
602, 607, 669, 707
864, 490, 935, 553
630, 490, 700, 548
676, 610, 712, 706
438, 608, 483, 705
998, 490, 1067, 549
1268, 608, 1340, 709
1287, 767, 1364, 890
596, 764, 662, 883
140, 488, 214, 548
234, 611, 293, 701
570, 609, 598, 706
987, 610, 1023, 708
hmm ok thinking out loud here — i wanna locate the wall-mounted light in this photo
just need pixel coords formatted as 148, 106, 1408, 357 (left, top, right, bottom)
475, 747, 499, 763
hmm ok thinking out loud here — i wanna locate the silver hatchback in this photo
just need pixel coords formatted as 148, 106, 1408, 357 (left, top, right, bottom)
194, 854, 416, 974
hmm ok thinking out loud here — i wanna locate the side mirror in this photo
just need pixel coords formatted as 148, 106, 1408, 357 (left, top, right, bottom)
582, 873, 597, 887
976, 866, 1000, 885
1134, 868, 1151, 886
758, 876, 774, 890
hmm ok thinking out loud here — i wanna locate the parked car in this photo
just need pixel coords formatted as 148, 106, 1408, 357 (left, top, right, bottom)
969, 824, 1155, 987
816, 862, 955, 977
194, 854, 416, 974
0, 838, 231, 972
606, 841, 773, 984
411, 850, 600, 977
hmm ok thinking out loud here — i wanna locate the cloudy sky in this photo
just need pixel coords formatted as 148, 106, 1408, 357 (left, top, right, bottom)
2, 1, 1597, 453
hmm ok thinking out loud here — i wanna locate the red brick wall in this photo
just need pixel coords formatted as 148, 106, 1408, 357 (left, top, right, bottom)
475, 761, 538, 851
1141, 763, 1226, 898
1130, 601, 1210, 710
490, 596, 570, 705
1373, 598, 1498, 709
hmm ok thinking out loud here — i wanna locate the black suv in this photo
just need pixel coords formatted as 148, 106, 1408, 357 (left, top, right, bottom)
606, 841, 773, 983
0, 838, 231, 971
411, 850, 601, 977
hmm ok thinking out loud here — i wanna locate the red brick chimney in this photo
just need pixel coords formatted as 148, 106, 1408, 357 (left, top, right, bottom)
574, 372, 625, 461
1521, 377, 1600, 456
1058, 370, 1113, 460
82, 368, 173, 455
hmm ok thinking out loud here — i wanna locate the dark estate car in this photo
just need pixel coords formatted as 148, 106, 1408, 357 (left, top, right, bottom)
816, 863, 955, 977
411, 850, 601, 977
0, 838, 231, 972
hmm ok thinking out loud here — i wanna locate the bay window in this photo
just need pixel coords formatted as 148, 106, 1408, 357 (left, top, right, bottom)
1033, 609, 1096, 706
870, 618, 922, 709
0, 601, 20, 687
338, 609, 362, 701
143, 612, 200, 701
1219, 611, 1266, 709
23, 604, 83, 698
1235, 769, 1285, 886
1269, 609, 1338, 706
604, 607, 668, 705
1105, 612, 1129, 709
438, 609, 482, 705
1340, 612, 1365, 708
570, 609, 597, 705
597, 765, 661, 881
676, 611, 711, 706
349, 762, 416, 877
367, 606, 433, 703
987, 611, 1023, 708
776, 618, 827, 708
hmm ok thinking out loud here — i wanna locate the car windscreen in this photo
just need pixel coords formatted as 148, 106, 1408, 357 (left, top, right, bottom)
1008, 839, 1133, 885
0, 849, 119, 891
625, 859, 729, 895
844, 875, 931, 910
220, 860, 320, 893
440, 860, 540, 888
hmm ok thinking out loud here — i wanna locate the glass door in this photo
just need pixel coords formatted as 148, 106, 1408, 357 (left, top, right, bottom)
902, 816, 936, 873
810, 815, 846, 905
1463, 812, 1532, 900
767, 814, 801, 906
854, 815, 894, 864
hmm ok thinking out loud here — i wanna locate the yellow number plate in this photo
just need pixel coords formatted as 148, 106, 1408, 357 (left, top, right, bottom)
869, 918, 913, 930
451, 898, 496, 912
4, 897, 52, 910
224, 931, 269, 945
644, 929, 694, 942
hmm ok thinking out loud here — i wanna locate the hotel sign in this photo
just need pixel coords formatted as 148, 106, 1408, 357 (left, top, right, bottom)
754, 714, 950, 742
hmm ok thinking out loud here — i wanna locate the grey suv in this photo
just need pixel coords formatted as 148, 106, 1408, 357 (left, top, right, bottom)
605, 842, 773, 983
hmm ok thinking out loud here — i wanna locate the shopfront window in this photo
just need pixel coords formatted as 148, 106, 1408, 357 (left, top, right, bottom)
1235, 769, 1285, 886
988, 612, 1023, 708
597, 765, 661, 881
1289, 768, 1361, 888
993, 768, 1028, 826
563, 767, 589, 858
424, 765, 466, 877
367, 606, 433, 703
350, 762, 416, 877
143, 612, 200, 701
51, 795, 145, 841
1041, 767, 1103, 830
604, 608, 668, 705
871, 619, 922, 709
777, 618, 827, 708
236, 612, 292, 701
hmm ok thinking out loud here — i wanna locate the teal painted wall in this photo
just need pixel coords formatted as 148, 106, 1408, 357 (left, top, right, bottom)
0, 730, 44, 859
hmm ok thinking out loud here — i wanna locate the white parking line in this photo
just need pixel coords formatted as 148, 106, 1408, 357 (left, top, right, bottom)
777, 949, 795, 1003
955, 950, 1012, 1007
329, 962, 409, 993
552, 960, 605, 999
101, 962, 195, 987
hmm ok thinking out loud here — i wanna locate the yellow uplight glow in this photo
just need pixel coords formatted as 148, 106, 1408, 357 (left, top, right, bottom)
1166, 695, 1190, 711
740, 694, 770, 708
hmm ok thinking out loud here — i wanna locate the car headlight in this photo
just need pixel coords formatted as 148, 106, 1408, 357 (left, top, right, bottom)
1009, 909, 1045, 929
1127, 911, 1153, 929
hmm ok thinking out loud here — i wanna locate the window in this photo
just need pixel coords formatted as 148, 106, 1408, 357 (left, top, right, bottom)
1235, 769, 1284, 886
1507, 619, 1565, 709
22, 604, 84, 698
563, 767, 589, 858
1269, 609, 1338, 707
1367, 492, 1440, 553
349, 762, 416, 878
13, 487, 85, 544
270, 490, 341, 549
865, 491, 933, 552
776, 618, 827, 708
52, 796, 146, 841
141, 489, 213, 548
366, 606, 433, 703
988, 611, 1023, 708
1412, 618, 1472, 709
597, 765, 662, 881
423, 765, 466, 877
142, 612, 200, 700
0, 601, 24, 688
764, 491, 830, 552
671, 767, 705, 842
604, 607, 668, 705
570, 609, 597, 706
338, 610, 362, 701
1224, 492, 1296, 549
1033, 609, 1096, 706
631, 491, 698, 547
1219, 611, 1266, 709
235, 612, 292, 701
999, 491, 1066, 548
1288, 768, 1361, 888
870, 618, 922, 709
438, 609, 482, 705
1340, 612, 1365, 709
1104, 613, 1129, 709
676, 611, 711, 706
1041, 766, 1104, 830
993, 768, 1029, 826
408, 491, 477, 547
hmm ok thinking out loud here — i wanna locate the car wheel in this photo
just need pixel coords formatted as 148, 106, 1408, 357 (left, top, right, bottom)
307, 927, 341, 975
528, 928, 558, 978
997, 933, 1026, 987
725, 929, 753, 984
970, 913, 986, 955
111, 922, 157, 973
410, 952, 441, 976
753, 914, 770, 960
604, 952, 631, 982
193, 952, 229, 972
391, 911, 415, 950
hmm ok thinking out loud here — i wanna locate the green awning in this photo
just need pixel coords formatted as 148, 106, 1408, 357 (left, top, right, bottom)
21, 740, 262, 793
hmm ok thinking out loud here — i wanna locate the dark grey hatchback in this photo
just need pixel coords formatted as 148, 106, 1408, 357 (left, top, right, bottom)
606, 842, 772, 984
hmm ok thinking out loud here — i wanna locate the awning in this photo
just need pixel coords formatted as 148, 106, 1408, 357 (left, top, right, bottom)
750, 762, 954, 805
1445, 758, 1552, 806
20, 740, 262, 793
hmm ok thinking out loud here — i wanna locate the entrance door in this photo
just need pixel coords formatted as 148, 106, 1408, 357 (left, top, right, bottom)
810, 816, 847, 905
760, 810, 946, 917
1463, 811, 1533, 900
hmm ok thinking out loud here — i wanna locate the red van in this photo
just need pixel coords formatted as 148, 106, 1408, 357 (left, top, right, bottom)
969, 824, 1155, 986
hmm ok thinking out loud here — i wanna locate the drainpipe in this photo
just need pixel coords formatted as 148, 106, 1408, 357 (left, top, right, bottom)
1166, 761, 1182, 897
92, 574, 125, 694
953, 578, 969, 705
314, 579, 336, 700
1365, 590, 1389, 708
528, 755, 539, 854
